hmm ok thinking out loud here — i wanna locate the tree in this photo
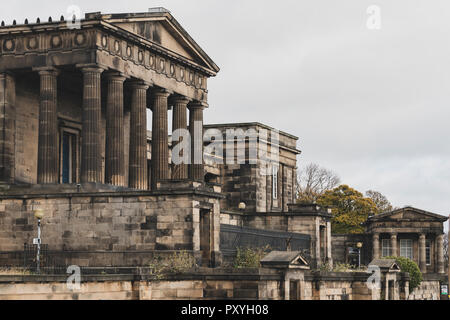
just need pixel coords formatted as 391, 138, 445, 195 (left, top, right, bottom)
365, 190, 393, 214
317, 185, 377, 234
297, 163, 340, 204
384, 256, 423, 292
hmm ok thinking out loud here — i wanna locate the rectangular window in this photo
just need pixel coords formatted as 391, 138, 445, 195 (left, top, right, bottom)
382, 239, 391, 257
400, 239, 413, 260
272, 165, 278, 200
59, 127, 80, 184
425, 240, 431, 266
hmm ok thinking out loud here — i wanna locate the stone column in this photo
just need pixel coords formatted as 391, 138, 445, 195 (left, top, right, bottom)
436, 234, 445, 274
151, 88, 171, 189
372, 233, 380, 260
129, 81, 150, 190
36, 68, 59, 184
171, 96, 190, 180
0, 73, 15, 184
188, 102, 205, 182
419, 233, 427, 273
326, 220, 333, 267
80, 67, 104, 183
390, 233, 398, 257
105, 72, 126, 186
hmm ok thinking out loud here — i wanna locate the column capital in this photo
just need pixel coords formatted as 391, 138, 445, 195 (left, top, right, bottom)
170, 95, 192, 106
129, 79, 152, 90
419, 233, 426, 239
33, 66, 60, 76
188, 100, 208, 110
152, 87, 173, 98
103, 71, 128, 82
390, 233, 398, 238
76, 64, 107, 74
372, 233, 379, 239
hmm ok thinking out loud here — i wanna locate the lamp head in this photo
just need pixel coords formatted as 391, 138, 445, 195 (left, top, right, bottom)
238, 202, 246, 210
34, 209, 44, 220
356, 242, 363, 248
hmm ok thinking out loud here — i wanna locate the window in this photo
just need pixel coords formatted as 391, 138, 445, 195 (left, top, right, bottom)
59, 127, 80, 184
382, 239, 391, 257
272, 165, 278, 200
425, 240, 431, 266
400, 239, 413, 260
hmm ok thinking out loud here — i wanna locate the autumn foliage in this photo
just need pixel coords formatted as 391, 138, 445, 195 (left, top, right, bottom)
317, 185, 377, 234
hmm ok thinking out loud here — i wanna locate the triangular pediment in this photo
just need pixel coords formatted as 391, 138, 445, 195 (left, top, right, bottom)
95, 10, 219, 75
370, 207, 448, 222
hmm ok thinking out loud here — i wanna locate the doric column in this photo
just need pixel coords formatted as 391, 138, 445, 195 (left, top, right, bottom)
129, 80, 150, 190
105, 72, 126, 186
151, 88, 171, 189
419, 233, 427, 273
0, 73, 15, 184
80, 66, 104, 183
188, 102, 205, 181
436, 234, 445, 274
171, 96, 190, 180
372, 233, 380, 259
390, 233, 398, 257
36, 68, 59, 184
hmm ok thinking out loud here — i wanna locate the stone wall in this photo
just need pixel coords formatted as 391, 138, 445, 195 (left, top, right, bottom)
203, 123, 300, 214
0, 269, 282, 300
0, 182, 222, 267
0, 269, 421, 300
408, 275, 443, 300
303, 272, 383, 300
220, 207, 332, 268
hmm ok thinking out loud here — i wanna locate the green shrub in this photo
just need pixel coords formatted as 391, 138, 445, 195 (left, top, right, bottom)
384, 256, 423, 291
148, 251, 196, 279
233, 246, 271, 269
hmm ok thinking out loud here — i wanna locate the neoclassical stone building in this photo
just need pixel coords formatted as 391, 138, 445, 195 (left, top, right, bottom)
0, 9, 323, 270
332, 207, 448, 275
0, 9, 224, 267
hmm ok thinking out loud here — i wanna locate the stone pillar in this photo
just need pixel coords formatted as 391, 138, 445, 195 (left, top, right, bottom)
80, 67, 104, 183
129, 81, 150, 190
419, 233, 427, 273
0, 73, 15, 184
373, 233, 380, 260
188, 102, 205, 181
36, 68, 59, 184
436, 234, 445, 274
326, 220, 333, 267
105, 72, 126, 186
171, 96, 190, 180
151, 88, 171, 189
390, 233, 398, 257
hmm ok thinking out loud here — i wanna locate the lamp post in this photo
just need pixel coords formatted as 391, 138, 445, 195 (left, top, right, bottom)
34, 209, 44, 274
356, 242, 363, 269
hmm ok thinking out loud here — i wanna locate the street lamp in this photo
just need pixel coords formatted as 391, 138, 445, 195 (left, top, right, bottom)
356, 242, 363, 269
34, 209, 44, 274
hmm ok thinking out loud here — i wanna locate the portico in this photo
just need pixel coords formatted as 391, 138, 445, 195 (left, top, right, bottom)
367, 207, 447, 274
0, 10, 219, 189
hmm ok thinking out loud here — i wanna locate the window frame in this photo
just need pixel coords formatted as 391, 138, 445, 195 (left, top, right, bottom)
400, 239, 413, 260
381, 239, 391, 257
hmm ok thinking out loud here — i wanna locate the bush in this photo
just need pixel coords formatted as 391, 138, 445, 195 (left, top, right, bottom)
384, 256, 423, 291
233, 246, 271, 269
148, 251, 196, 279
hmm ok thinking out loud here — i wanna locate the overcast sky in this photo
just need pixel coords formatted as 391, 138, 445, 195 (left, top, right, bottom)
3, 1, 450, 221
